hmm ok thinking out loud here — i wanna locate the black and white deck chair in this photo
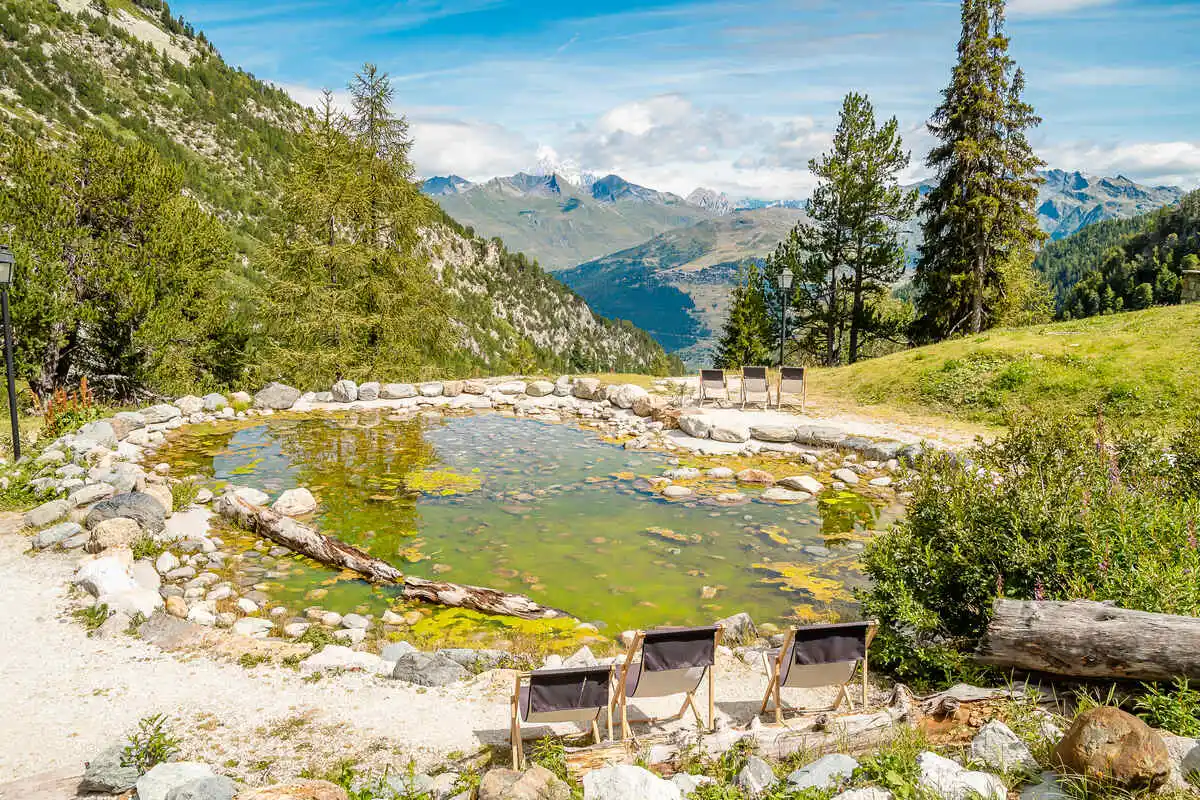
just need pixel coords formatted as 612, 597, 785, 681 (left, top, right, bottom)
741, 366, 770, 408
777, 366, 807, 411
760, 621, 877, 725
614, 625, 723, 738
511, 665, 613, 769
698, 369, 729, 407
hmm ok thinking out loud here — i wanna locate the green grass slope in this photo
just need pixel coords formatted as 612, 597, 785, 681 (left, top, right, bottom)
810, 304, 1200, 430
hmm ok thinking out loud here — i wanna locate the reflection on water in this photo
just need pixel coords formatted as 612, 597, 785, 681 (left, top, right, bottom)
159, 411, 898, 632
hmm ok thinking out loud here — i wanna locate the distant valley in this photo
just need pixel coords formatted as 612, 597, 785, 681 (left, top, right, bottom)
422, 169, 1184, 363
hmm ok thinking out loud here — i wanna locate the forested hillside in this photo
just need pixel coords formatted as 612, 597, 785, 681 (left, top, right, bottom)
0, 0, 674, 398
1034, 190, 1200, 318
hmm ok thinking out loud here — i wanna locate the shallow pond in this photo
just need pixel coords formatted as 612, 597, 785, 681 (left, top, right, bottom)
158, 411, 898, 634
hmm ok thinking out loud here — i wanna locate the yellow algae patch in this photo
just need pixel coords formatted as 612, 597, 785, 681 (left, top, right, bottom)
609, 471, 635, 480
753, 561, 855, 603
404, 469, 482, 496
395, 544, 426, 563
644, 526, 702, 544
761, 526, 790, 545
790, 603, 842, 623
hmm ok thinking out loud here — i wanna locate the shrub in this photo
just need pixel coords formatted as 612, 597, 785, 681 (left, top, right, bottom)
170, 479, 200, 511
73, 602, 110, 633
34, 377, 103, 436
1136, 679, 1200, 737
859, 411, 1200, 688
122, 714, 180, 772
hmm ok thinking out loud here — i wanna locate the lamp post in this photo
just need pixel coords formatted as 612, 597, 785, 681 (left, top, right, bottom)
778, 267, 793, 368
0, 246, 19, 461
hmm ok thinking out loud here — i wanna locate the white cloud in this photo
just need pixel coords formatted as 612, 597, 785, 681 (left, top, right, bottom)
1007, 0, 1116, 16
410, 118, 533, 179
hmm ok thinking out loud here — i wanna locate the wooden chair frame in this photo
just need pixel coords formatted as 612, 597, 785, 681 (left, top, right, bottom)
698, 370, 730, 407
510, 669, 613, 769
759, 622, 877, 725
776, 366, 807, 411
612, 627, 723, 739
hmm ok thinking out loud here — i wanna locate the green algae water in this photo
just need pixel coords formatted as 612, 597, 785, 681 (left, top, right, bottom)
159, 411, 897, 635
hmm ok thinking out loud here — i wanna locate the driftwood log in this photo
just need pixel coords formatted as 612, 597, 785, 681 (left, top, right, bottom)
977, 599, 1200, 681
215, 493, 570, 621
564, 685, 916, 777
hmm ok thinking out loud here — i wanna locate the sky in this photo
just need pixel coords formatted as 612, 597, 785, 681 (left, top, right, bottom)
169, 0, 1200, 199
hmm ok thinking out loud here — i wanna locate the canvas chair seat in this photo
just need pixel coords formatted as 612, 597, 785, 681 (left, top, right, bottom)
741, 366, 770, 408
760, 621, 876, 724
614, 624, 723, 737
699, 370, 729, 406
511, 665, 612, 768
777, 366, 806, 410
624, 661, 708, 699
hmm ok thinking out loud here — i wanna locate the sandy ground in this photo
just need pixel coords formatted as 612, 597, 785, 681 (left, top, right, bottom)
0, 520, 836, 789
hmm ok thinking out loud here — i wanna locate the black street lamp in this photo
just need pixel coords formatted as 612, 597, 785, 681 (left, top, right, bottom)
0, 246, 19, 461
778, 267, 793, 367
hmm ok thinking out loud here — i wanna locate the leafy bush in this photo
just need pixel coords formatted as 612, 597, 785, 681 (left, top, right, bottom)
73, 602, 110, 633
1136, 679, 1200, 737
859, 411, 1200, 687
122, 714, 180, 772
35, 378, 102, 436
170, 479, 200, 511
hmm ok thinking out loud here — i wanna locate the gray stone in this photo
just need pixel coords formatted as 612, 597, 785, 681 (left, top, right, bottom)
526, 380, 555, 397
710, 421, 751, 443
970, 720, 1038, 773
24, 499, 70, 529
381, 383, 417, 399
572, 378, 603, 401
136, 762, 217, 800
73, 420, 118, 450
80, 744, 140, 794
232, 617, 274, 638
341, 612, 369, 629
385, 773, 436, 798
715, 612, 757, 645
419, 381, 445, 397
33, 521, 82, 549
1020, 773, 1068, 800
35, 448, 67, 465
664, 467, 702, 480
299, 645, 384, 674
254, 383, 301, 410
85, 491, 165, 534
761, 487, 811, 503
707, 467, 735, 479
111, 411, 147, 439
582, 765, 680, 800
230, 486, 270, 506
479, 765, 571, 800
916, 751, 1005, 800
750, 424, 797, 443
609, 383, 649, 409
787, 754, 858, 791
67, 482, 116, 508
677, 413, 712, 439
778, 475, 824, 494
438, 648, 508, 671
670, 773, 716, 796
175, 396, 204, 416
794, 425, 847, 447
662, 485, 693, 499
380, 641, 417, 661
272, 488, 317, 516
74, 556, 138, 597
332, 379, 358, 402
736, 756, 777, 796
201, 394, 228, 412
165, 775, 236, 800
132, 560, 162, 591
142, 404, 183, 424
831, 468, 860, 486
391, 651, 469, 686
357, 382, 381, 401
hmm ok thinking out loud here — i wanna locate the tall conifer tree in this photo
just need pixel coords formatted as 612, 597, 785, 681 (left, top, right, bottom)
912, 0, 1047, 340
714, 263, 772, 369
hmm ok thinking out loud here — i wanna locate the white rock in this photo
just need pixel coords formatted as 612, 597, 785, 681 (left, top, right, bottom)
130, 560, 161, 591
788, 754, 859, 790
175, 395, 204, 415
495, 380, 527, 395
357, 382, 380, 401
74, 557, 139, 597
332, 379, 358, 402
341, 612, 370, 629
582, 765, 682, 800
1020, 773, 1068, 800
235, 598, 259, 614
141, 404, 182, 424
834, 789, 894, 800
831, 468, 860, 485
710, 421, 751, 443
917, 751, 1005, 800
736, 756, 777, 795
662, 485, 693, 499
778, 475, 824, 494
609, 383, 649, 409
526, 380, 555, 397
970, 720, 1039, 773
201, 393, 228, 412
271, 487, 318, 516
334, 628, 366, 644
98, 587, 163, 619
761, 487, 812, 503
299, 645, 385, 674
671, 774, 716, 796
230, 486, 269, 506
419, 381, 444, 397
284, 622, 310, 638
381, 383, 417, 399
869, 476, 893, 488
187, 602, 216, 626
678, 414, 712, 439
136, 763, 216, 800
232, 617, 274, 638
707, 467, 735, 479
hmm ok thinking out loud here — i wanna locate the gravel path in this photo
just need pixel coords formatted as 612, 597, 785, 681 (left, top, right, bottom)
0, 520, 799, 786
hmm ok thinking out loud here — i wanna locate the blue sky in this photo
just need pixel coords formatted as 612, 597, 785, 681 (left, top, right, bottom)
170, 0, 1200, 198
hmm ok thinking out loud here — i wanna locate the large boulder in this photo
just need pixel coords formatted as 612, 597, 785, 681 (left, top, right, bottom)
736, 755, 777, 795
391, 651, 469, 686
80, 744, 140, 794
298, 645, 384, 675
716, 612, 757, 645
272, 488, 318, 517
750, 423, 797, 443
357, 382, 380, 401
142, 404, 182, 424
572, 378, 603, 401
917, 752, 1005, 800
74, 556, 139, 597
237, 781, 348, 800
1053, 706, 1170, 789
479, 765, 570, 800
165, 775, 236, 800
33, 521, 82, 549
89, 517, 143, 551
420, 381, 445, 397
736, 469, 775, 485
971, 720, 1039, 773
787, 754, 858, 791
254, 383, 301, 410
331, 380, 358, 403
710, 421, 751, 443
677, 413, 712, 439
381, 383, 417, 400
72, 420, 118, 450
111, 411, 147, 439
582, 765, 681, 800
831, 468, 860, 486
778, 475, 824, 494
609, 384, 649, 410
67, 482, 117, 508
175, 396, 204, 416
632, 394, 666, 418
201, 394, 228, 412
24, 499, 70, 529
526, 380, 555, 398
136, 763, 217, 800
85, 491, 166, 534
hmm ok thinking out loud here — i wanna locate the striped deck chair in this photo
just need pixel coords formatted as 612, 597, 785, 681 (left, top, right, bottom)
511, 665, 613, 768
777, 366, 807, 411
741, 366, 770, 408
614, 625, 723, 737
760, 621, 877, 725
698, 369, 729, 407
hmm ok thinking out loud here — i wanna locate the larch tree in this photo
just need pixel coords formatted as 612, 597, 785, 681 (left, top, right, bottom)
912, 0, 1048, 341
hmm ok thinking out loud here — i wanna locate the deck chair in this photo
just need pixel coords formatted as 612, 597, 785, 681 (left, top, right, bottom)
698, 369, 729, 407
511, 665, 613, 769
741, 366, 770, 408
760, 621, 877, 725
614, 625, 723, 738
777, 366, 807, 411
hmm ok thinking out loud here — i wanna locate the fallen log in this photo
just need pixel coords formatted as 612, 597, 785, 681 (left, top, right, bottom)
564, 685, 916, 778
977, 599, 1200, 681
215, 492, 570, 621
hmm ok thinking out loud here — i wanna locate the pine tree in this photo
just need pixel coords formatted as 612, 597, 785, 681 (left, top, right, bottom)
912, 0, 1047, 341
764, 92, 915, 366
714, 263, 772, 369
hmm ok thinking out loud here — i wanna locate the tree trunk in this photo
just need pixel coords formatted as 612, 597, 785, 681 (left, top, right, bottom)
977, 599, 1200, 681
825, 265, 839, 367
849, 267, 864, 364
971, 251, 985, 333
215, 493, 571, 621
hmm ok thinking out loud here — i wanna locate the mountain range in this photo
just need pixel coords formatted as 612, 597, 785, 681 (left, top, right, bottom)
423, 169, 1184, 362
